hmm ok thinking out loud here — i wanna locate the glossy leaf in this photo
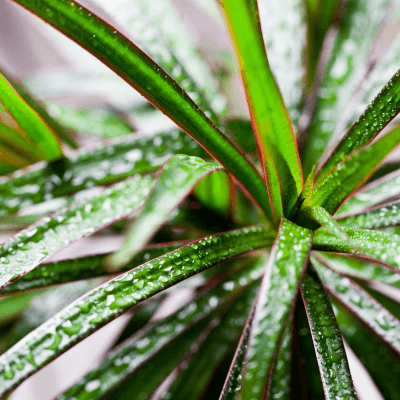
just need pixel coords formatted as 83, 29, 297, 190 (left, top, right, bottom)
57, 260, 263, 400
110, 155, 222, 267
0, 129, 204, 217
336, 168, 400, 216
313, 227, 400, 268
11, 0, 273, 220
258, 0, 307, 126
0, 244, 180, 296
311, 125, 400, 214
301, 266, 356, 399
314, 260, 400, 355
334, 300, 400, 400
221, 0, 302, 220
337, 199, 400, 229
224, 219, 313, 399
91, 0, 222, 123
0, 174, 153, 290
318, 68, 400, 178
0, 68, 78, 148
0, 225, 274, 396
301, 0, 392, 176
314, 253, 400, 291
0, 72, 63, 161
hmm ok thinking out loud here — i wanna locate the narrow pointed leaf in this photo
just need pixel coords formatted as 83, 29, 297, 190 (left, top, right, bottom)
221, 0, 302, 219
110, 155, 222, 268
313, 227, 400, 268
0, 129, 204, 217
258, 0, 307, 125
311, 125, 400, 214
314, 260, 400, 355
91, 0, 222, 123
0, 68, 78, 149
57, 261, 263, 400
318, 68, 400, 178
336, 169, 400, 216
337, 199, 400, 229
0, 243, 180, 295
301, 0, 392, 176
10, 0, 273, 220
334, 299, 400, 400
0, 174, 153, 290
314, 253, 400, 290
0, 72, 63, 161
301, 266, 356, 399
0, 292, 40, 326
226, 219, 313, 399
0, 225, 274, 397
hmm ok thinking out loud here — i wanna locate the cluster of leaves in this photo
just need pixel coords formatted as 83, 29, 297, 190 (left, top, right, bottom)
1, 0, 400, 399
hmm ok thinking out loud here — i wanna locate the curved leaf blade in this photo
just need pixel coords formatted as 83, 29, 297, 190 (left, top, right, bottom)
311, 125, 400, 214
314, 260, 400, 355
0, 174, 153, 290
301, 0, 392, 176
222, 219, 313, 399
0, 72, 63, 161
301, 266, 356, 399
0, 225, 274, 396
110, 155, 222, 267
318, 68, 400, 178
10, 0, 273, 220
0, 129, 204, 217
221, 0, 302, 219
57, 260, 264, 400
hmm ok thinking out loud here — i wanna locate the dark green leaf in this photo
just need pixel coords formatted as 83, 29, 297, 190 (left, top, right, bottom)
0, 129, 204, 217
301, 266, 356, 399
311, 125, 400, 214
301, 0, 392, 176
0, 72, 63, 160
11, 0, 273, 220
0, 225, 274, 397
222, 219, 313, 399
111, 155, 222, 268
0, 292, 40, 327
313, 259, 400, 355
221, 0, 303, 220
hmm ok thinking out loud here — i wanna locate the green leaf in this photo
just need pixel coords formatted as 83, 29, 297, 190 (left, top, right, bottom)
221, 0, 303, 220
0, 243, 180, 295
10, 0, 273, 220
0, 129, 204, 217
0, 225, 274, 397
301, 0, 392, 176
91, 0, 223, 123
337, 199, 400, 229
0, 292, 40, 327
318, 68, 400, 178
336, 169, 400, 216
111, 155, 222, 268
222, 219, 313, 399
0, 72, 63, 161
313, 227, 400, 268
334, 300, 400, 400
314, 253, 400, 291
314, 260, 400, 355
300, 266, 356, 399
311, 125, 400, 214
258, 0, 307, 126
57, 260, 263, 400
225, 119, 257, 153
0, 68, 78, 149
0, 174, 153, 290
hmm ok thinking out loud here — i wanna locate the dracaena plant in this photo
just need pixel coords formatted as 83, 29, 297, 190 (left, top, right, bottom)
1, 0, 400, 399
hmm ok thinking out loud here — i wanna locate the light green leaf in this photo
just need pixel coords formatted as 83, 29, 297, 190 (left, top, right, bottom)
221, 0, 303, 220
0, 225, 274, 397
111, 155, 222, 267
301, 266, 356, 399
